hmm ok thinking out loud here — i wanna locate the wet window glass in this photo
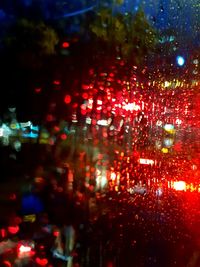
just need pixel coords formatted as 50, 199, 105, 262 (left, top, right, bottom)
0, 1, 200, 266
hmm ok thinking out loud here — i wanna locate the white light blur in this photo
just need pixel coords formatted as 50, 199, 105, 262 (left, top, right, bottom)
0, 128, 3, 137
156, 120, 162, 126
139, 158, 154, 165
20, 121, 32, 128
123, 102, 140, 112
86, 117, 92, 124
164, 138, 174, 147
97, 119, 110, 126
164, 124, 174, 131
156, 188, 163, 197
175, 119, 182, 125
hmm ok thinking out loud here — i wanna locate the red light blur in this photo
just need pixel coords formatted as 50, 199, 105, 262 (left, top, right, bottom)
82, 92, 88, 99
81, 109, 87, 115
0, 228, 6, 238
8, 225, 19, 234
9, 193, 16, 200
62, 41, 70, 48
64, 95, 71, 104
2, 261, 11, 267
53, 230, 59, 237
54, 126, 60, 132
35, 87, 42, 93
35, 257, 48, 266
46, 114, 54, 122
72, 103, 78, 108
82, 84, 89, 90
107, 262, 114, 267
14, 216, 22, 224
53, 80, 60, 85
60, 134, 67, 140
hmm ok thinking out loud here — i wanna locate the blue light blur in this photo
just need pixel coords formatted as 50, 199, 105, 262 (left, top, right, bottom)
21, 193, 44, 215
176, 56, 185, 66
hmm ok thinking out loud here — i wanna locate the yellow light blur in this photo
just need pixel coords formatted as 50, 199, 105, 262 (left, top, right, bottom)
164, 81, 170, 88
166, 129, 176, 134
161, 148, 169, 153
23, 214, 36, 223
